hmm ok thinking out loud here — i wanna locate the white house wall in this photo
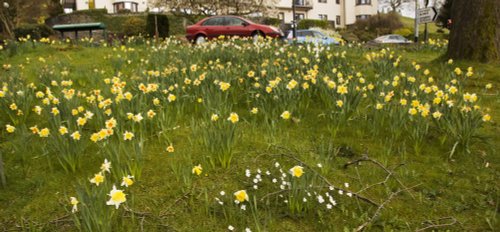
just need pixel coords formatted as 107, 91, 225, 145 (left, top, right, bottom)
276, 0, 378, 27
72, 0, 148, 13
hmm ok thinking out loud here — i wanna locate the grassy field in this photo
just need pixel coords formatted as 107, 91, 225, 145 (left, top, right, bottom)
400, 16, 449, 39
0, 37, 498, 231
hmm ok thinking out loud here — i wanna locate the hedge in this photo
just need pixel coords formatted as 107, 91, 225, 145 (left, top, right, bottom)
297, 19, 331, 30
14, 24, 55, 39
146, 13, 169, 38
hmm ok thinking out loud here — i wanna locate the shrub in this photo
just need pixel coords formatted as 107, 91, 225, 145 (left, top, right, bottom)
394, 27, 413, 37
260, 17, 282, 26
71, 9, 108, 17
339, 31, 359, 42
297, 19, 331, 30
14, 24, 55, 39
146, 13, 169, 38
122, 17, 147, 36
117, 9, 132, 14
350, 12, 404, 41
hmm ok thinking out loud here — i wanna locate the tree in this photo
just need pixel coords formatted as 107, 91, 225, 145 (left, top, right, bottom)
0, 0, 62, 39
447, 0, 500, 62
153, 0, 277, 17
380, 0, 413, 13
436, 0, 452, 29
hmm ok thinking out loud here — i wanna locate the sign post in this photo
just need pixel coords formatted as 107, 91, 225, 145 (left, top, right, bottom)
414, 0, 419, 43
424, 0, 429, 42
417, 7, 438, 24
292, 0, 297, 39
416, 6, 438, 43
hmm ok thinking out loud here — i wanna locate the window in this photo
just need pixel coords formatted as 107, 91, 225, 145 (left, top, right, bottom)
295, 13, 305, 20
319, 14, 328, 20
356, 0, 371, 5
113, 1, 138, 13
278, 12, 285, 23
336, 16, 341, 25
336, 0, 340, 4
355, 15, 371, 20
202, 17, 225, 26
318, 0, 327, 3
225, 17, 245, 26
294, 0, 307, 6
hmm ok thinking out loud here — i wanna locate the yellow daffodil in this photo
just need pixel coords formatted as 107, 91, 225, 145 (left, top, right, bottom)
192, 164, 202, 175
167, 145, 174, 153
90, 172, 105, 186
6, 124, 15, 133
71, 131, 81, 140
211, 114, 219, 121
280, 111, 291, 120
289, 165, 304, 178
123, 131, 134, 141
234, 190, 249, 203
59, 126, 68, 135
70, 197, 79, 213
121, 175, 134, 187
482, 114, 491, 122
106, 185, 126, 209
38, 128, 50, 137
227, 113, 239, 123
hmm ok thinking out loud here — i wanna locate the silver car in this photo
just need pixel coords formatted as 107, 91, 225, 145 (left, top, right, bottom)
372, 34, 412, 44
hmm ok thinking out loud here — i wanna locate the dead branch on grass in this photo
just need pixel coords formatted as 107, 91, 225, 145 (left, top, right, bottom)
355, 184, 421, 232
415, 217, 459, 232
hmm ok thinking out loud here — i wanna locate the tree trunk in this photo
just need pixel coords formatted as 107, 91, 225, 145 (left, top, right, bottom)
447, 0, 500, 62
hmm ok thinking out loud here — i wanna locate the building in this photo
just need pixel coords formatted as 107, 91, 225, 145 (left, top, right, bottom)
274, 0, 378, 28
60, 0, 378, 28
61, 0, 150, 14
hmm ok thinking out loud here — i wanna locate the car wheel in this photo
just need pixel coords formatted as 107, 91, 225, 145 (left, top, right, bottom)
195, 35, 206, 45
252, 32, 263, 43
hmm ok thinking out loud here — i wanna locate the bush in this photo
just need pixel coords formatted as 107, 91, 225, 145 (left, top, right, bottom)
71, 9, 108, 17
146, 13, 169, 38
350, 12, 404, 41
117, 9, 132, 14
297, 19, 331, 30
122, 17, 147, 36
260, 17, 282, 26
339, 31, 359, 42
394, 27, 412, 37
14, 24, 55, 39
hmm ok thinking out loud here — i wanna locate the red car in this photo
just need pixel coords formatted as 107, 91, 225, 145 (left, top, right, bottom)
186, 15, 284, 44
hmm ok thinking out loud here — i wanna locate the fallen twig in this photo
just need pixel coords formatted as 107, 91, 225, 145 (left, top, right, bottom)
263, 145, 380, 207
415, 217, 458, 232
344, 155, 414, 199
356, 184, 421, 232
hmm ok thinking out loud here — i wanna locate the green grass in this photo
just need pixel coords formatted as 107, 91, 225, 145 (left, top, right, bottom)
0, 39, 498, 231
400, 16, 449, 39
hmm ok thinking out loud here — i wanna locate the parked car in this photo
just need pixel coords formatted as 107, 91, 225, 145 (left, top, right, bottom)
371, 34, 412, 44
285, 29, 340, 45
186, 16, 284, 44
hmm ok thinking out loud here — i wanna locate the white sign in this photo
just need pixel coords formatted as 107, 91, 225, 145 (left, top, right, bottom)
417, 7, 438, 24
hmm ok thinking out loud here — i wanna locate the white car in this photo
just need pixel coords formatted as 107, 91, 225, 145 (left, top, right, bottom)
372, 34, 412, 44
